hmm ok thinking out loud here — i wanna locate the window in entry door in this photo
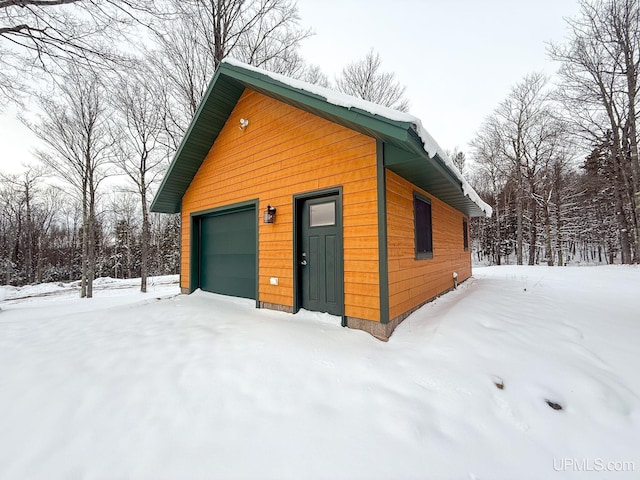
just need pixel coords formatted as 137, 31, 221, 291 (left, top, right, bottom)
309, 202, 335, 227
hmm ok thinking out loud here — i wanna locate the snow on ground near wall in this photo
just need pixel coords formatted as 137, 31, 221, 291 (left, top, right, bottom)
1, 274, 179, 304
0, 266, 638, 480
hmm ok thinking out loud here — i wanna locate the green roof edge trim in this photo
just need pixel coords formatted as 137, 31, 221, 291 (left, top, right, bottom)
406, 128, 462, 189
150, 67, 227, 214
221, 62, 416, 143
151, 59, 488, 218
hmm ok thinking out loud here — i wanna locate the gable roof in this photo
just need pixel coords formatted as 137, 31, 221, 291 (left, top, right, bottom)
151, 58, 492, 218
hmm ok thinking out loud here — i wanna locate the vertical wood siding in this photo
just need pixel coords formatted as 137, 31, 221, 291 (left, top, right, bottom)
181, 89, 380, 321
386, 170, 471, 320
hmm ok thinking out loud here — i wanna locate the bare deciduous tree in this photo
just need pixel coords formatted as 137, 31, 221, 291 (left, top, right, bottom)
149, 0, 311, 137
0, 0, 158, 105
111, 74, 167, 293
26, 68, 113, 297
294, 63, 329, 87
472, 73, 568, 265
471, 123, 508, 265
335, 49, 410, 112
0, 173, 23, 283
446, 148, 467, 175
550, 0, 640, 262
0, 165, 48, 283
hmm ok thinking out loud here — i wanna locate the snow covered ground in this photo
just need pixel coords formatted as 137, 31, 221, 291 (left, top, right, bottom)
0, 267, 638, 480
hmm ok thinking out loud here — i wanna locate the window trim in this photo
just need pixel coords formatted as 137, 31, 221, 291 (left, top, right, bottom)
413, 191, 433, 260
463, 217, 469, 251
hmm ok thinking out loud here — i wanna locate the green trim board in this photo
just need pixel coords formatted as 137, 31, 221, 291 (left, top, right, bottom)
188, 199, 259, 305
150, 60, 488, 218
376, 140, 390, 324
190, 199, 259, 225
189, 214, 200, 293
292, 187, 344, 325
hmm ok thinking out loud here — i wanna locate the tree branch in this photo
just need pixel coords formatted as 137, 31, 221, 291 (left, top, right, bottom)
0, 0, 80, 8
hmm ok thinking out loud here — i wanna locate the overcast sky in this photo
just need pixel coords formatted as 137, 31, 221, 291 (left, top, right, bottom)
0, 0, 582, 174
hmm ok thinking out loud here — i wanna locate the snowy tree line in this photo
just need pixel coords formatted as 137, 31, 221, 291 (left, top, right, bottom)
0, 0, 409, 292
0, 169, 181, 285
469, 0, 640, 266
4, 0, 637, 293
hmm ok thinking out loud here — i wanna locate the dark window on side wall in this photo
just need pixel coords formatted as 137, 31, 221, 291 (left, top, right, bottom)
414, 193, 433, 259
463, 218, 469, 251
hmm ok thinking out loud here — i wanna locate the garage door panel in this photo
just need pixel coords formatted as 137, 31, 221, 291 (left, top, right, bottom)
203, 253, 254, 279
200, 207, 256, 299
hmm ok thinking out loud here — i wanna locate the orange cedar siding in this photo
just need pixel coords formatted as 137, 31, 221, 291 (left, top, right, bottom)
181, 89, 381, 321
386, 170, 471, 320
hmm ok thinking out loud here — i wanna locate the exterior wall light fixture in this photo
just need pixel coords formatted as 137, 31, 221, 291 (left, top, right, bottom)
263, 205, 276, 224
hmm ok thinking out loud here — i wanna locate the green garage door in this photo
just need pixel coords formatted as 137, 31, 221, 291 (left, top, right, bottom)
199, 207, 256, 299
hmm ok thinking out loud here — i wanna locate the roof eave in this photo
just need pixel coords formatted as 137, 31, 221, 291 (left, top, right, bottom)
150, 66, 237, 214
150, 60, 491, 218
221, 62, 415, 144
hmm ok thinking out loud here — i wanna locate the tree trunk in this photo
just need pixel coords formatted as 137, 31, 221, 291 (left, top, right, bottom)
495, 199, 502, 266
87, 179, 96, 298
25, 181, 33, 283
544, 196, 553, 266
126, 229, 132, 279
626, 123, 640, 262
614, 158, 632, 264
80, 184, 88, 298
554, 166, 564, 266
516, 165, 524, 265
619, 11, 640, 262
36, 237, 43, 283
528, 191, 538, 265
605, 104, 632, 264
140, 186, 149, 293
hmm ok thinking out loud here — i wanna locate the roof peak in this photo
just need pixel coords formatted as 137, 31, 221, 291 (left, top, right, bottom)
221, 57, 416, 123
151, 58, 492, 217
220, 58, 492, 217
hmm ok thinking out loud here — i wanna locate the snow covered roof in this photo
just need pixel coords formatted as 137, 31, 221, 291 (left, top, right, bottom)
151, 59, 492, 218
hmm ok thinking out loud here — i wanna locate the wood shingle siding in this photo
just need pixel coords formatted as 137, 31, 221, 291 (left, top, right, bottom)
181, 89, 381, 322
386, 170, 471, 320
